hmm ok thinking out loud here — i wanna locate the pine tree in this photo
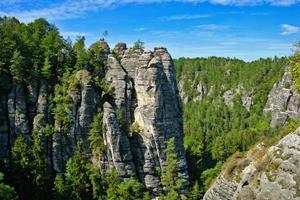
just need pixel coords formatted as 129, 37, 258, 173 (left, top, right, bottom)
10, 50, 25, 82
160, 137, 185, 200
64, 142, 93, 200
73, 36, 89, 70
41, 56, 52, 79
88, 112, 105, 160
53, 175, 68, 200
31, 126, 53, 200
11, 136, 33, 199
189, 181, 202, 200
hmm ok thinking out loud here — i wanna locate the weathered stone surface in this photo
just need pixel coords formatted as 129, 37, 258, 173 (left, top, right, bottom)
101, 46, 189, 195
264, 66, 300, 127
204, 127, 300, 200
223, 89, 235, 107
7, 84, 30, 141
0, 43, 189, 196
53, 70, 98, 172
101, 102, 136, 177
132, 47, 189, 194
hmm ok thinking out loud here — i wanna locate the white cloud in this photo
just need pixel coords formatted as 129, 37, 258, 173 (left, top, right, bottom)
161, 14, 210, 21
281, 24, 300, 35
0, 0, 300, 22
61, 31, 91, 37
134, 27, 146, 32
195, 24, 228, 30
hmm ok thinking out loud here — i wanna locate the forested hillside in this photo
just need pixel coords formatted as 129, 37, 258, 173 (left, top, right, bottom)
0, 17, 190, 200
0, 16, 300, 200
174, 56, 300, 196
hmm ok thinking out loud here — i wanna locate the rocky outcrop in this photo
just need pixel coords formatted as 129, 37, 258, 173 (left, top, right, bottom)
0, 42, 189, 196
101, 46, 189, 195
264, 67, 300, 127
204, 127, 300, 200
53, 70, 98, 172
222, 87, 253, 111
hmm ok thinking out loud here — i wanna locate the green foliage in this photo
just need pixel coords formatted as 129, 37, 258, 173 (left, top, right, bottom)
10, 131, 53, 199
129, 122, 141, 137
88, 112, 105, 159
89, 166, 107, 200
10, 50, 26, 82
189, 181, 202, 200
42, 56, 52, 79
200, 162, 222, 190
0, 172, 18, 200
160, 137, 185, 200
53, 175, 68, 200
106, 171, 120, 200
64, 142, 93, 200
133, 39, 144, 50
73, 36, 90, 70
175, 56, 287, 195
116, 178, 147, 200
52, 71, 75, 132
106, 171, 149, 200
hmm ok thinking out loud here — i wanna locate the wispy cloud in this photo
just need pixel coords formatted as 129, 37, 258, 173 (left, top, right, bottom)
161, 14, 210, 21
1, 0, 299, 22
281, 24, 300, 35
195, 24, 228, 31
61, 31, 91, 38
134, 27, 146, 32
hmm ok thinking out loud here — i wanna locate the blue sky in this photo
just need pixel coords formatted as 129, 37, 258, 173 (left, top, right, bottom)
1, 0, 300, 61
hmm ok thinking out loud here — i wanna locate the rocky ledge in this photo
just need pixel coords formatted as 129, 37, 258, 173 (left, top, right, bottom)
204, 126, 300, 200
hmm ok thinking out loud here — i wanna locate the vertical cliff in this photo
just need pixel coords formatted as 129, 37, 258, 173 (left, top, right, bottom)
0, 42, 189, 196
101, 46, 189, 194
264, 66, 300, 127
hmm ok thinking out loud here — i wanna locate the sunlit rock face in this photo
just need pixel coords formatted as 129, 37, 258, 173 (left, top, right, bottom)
101, 46, 189, 195
0, 41, 189, 196
264, 66, 300, 127
204, 126, 300, 200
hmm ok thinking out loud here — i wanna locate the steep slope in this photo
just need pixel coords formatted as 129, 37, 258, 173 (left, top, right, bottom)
0, 41, 189, 195
263, 66, 300, 127
174, 57, 287, 186
203, 125, 300, 200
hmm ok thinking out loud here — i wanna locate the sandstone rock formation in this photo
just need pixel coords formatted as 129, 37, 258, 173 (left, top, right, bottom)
203, 127, 300, 200
0, 42, 189, 196
101, 46, 189, 194
264, 67, 300, 127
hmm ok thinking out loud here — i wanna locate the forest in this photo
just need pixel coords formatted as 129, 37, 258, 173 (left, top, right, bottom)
0, 16, 300, 200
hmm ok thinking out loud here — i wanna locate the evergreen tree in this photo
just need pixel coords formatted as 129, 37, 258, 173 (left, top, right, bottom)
116, 178, 147, 200
10, 50, 26, 82
11, 136, 33, 200
64, 142, 93, 200
160, 137, 185, 200
31, 126, 53, 200
0, 172, 18, 200
42, 55, 52, 79
89, 166, 107, 200
189, 181, 202, 200
53, 175, 68, 200
73, 36, 89, 70
88, 112, 105, 160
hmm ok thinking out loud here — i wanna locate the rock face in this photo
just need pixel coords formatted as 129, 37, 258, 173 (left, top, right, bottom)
203, 127, 300, 200
53, 70, 98, 173
0, 42, 189, 196
101, 46, 189, 195
264, 67, 300, 127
